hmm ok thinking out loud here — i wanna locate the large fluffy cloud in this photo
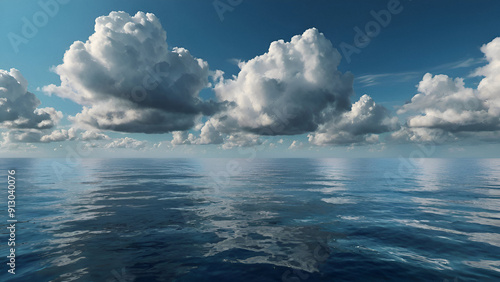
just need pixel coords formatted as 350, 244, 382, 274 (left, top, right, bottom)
476, 37, 500, 117
396, 37, 500, 141
186, 28, 397, 147
163, 28, 400, 147
212, 28, 354, 136
43, 11, 219, 133
0, 68, 61, 129
398, 73, 493, 131
308, 94, 399, 145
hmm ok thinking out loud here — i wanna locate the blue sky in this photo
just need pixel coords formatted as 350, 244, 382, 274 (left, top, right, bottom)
1, 0, 500, 157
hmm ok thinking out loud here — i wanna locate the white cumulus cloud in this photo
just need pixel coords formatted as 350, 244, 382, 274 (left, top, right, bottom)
188, 28, 398, 147
0, 68, 61, 129
80, 130, 110, 141
212, 28, 354, 136
104, 137, 147, 149
394, 37, 500, 142
40, 128, 77, 143
308, 94, 399, 145
43, 11, 220, 133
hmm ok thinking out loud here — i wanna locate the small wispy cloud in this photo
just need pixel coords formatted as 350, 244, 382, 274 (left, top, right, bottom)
432, 57, 486, 71
288, 140, 303, 150
356, 57, 486, 87
356, 71, 420, 87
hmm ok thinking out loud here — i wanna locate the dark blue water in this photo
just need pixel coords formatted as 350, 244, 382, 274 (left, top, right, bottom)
1, 158, 500, 281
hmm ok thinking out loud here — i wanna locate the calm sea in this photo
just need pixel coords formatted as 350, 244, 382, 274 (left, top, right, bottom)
1, 158, 500, 281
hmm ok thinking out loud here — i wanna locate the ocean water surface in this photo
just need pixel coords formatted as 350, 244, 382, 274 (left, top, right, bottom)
1, 158, 500, 281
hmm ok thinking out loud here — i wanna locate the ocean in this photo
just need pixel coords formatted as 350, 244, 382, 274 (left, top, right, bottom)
1, 158, 500, 281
